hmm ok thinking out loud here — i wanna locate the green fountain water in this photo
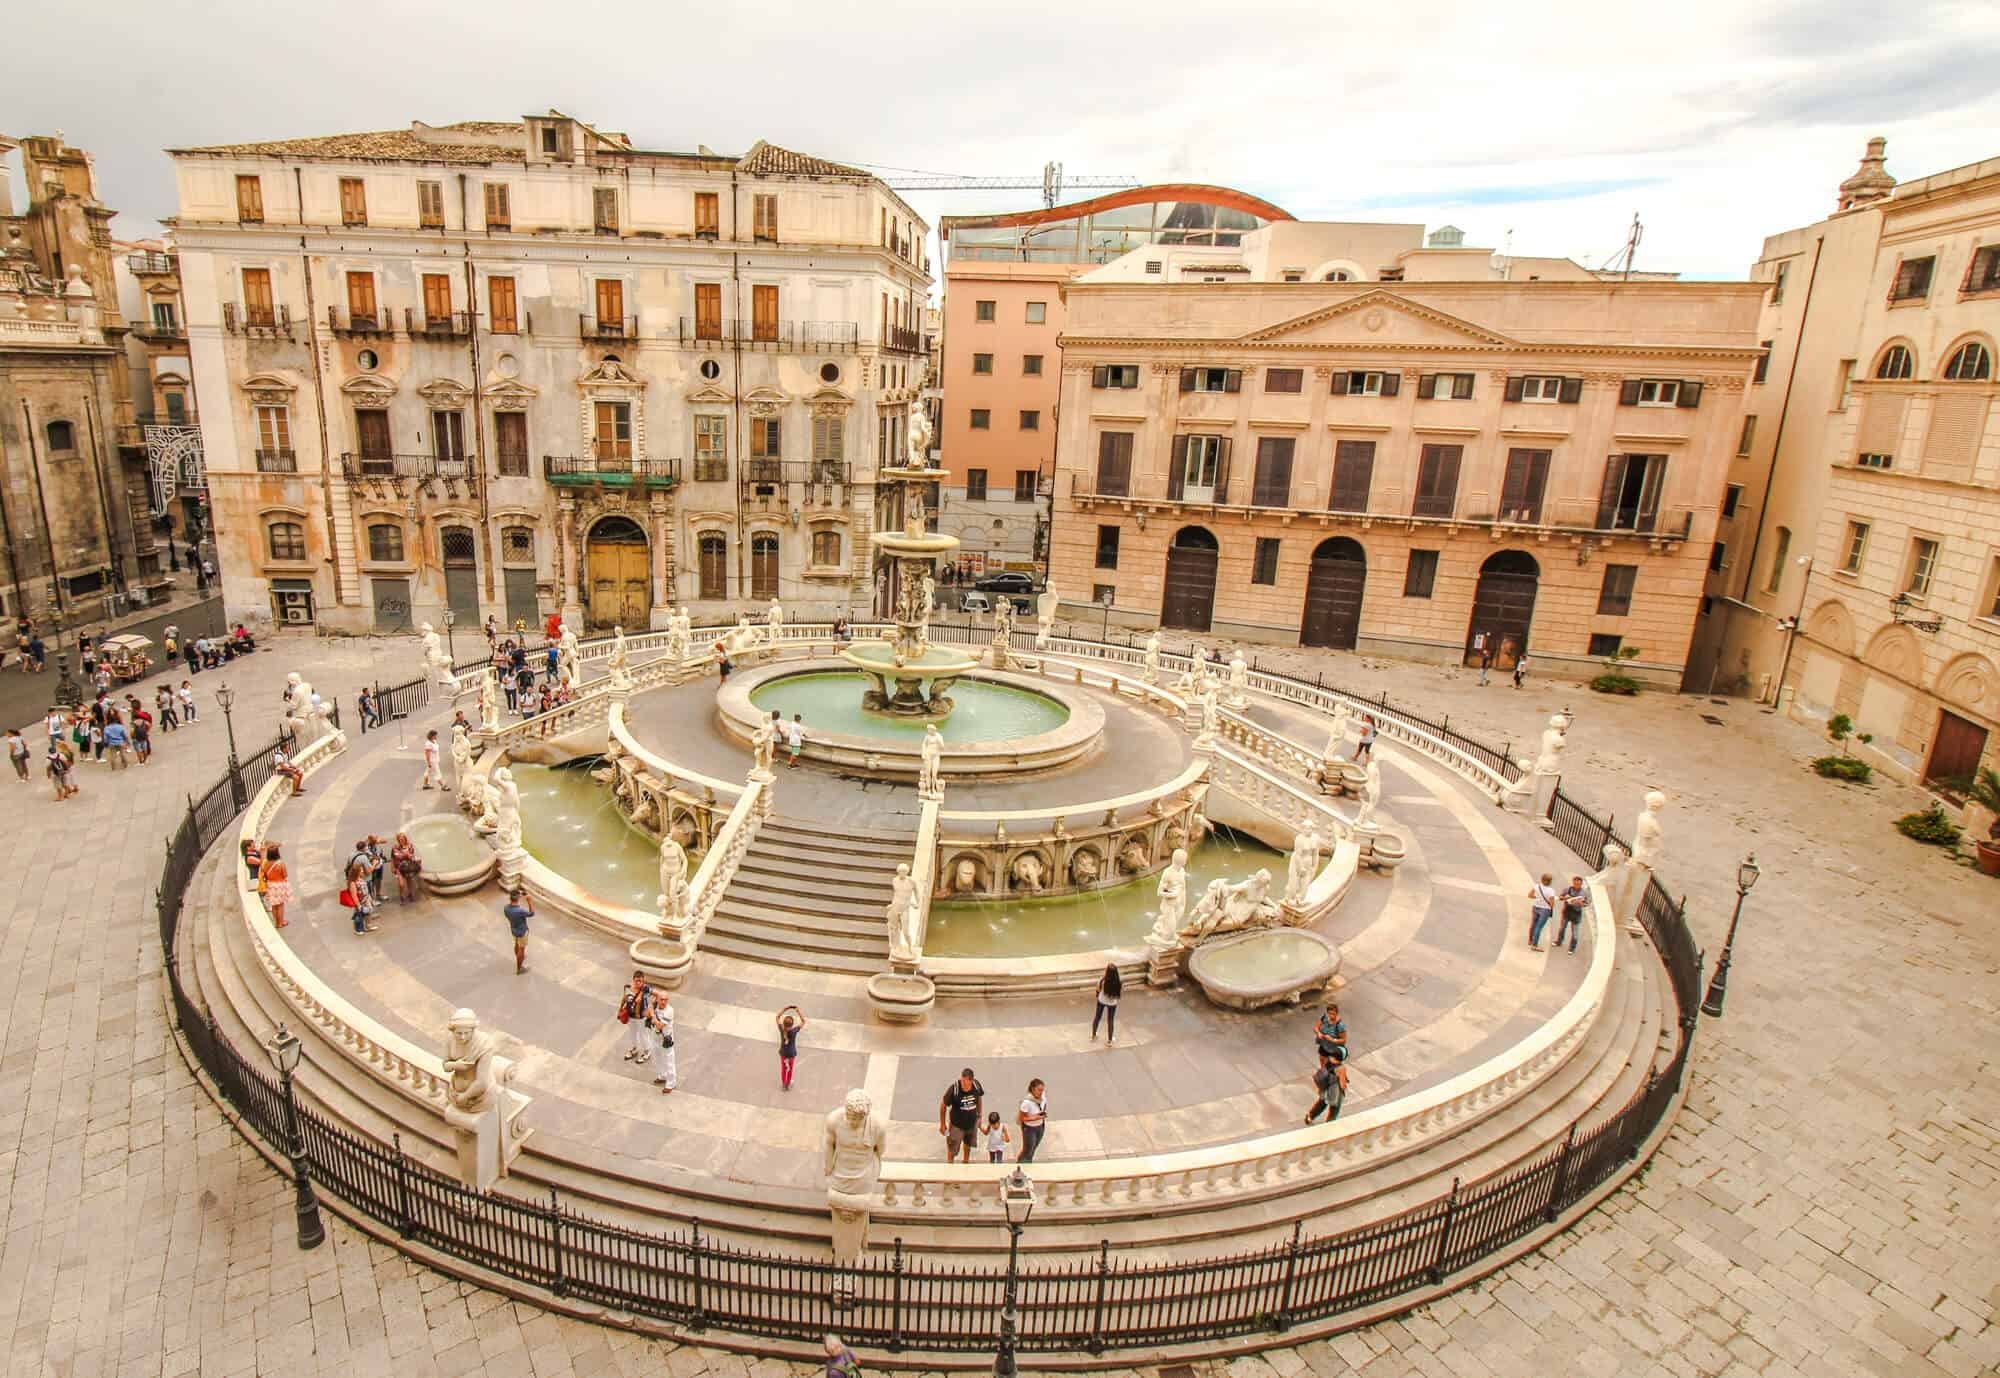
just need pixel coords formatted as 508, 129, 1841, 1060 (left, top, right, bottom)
404, 815, 488, 873
513, 763, 660, 911
749, 670, 1069, 743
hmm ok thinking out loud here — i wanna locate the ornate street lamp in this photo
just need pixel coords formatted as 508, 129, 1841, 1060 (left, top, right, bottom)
994, 1167, 1034, 1378
263, 1024, 326, 1250
1701, 854, 1761, 1018
215, 680, 245, 810
52, 650, 82, 708
442, 607, 458, 666
1098, 586, 1114, 643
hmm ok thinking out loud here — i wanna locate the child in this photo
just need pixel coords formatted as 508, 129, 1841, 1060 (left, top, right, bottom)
776, 1004, 806, 1090
984, 1111, 1011, 1163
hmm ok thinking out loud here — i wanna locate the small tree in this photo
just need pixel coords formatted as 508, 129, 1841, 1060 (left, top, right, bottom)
1589, 645, 1644, 696
1826, 713, 1854, 757
1814, 713, 1874, 782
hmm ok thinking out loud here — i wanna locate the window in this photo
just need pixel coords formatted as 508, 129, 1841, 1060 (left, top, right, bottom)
541, 125, 559, 154
970, 409, 990, 430
354, 408, 391, 464
1966, 245, 2000, 294
502, 526, 535, 565
1090, 364, 1140, 389
1329, 439, 1375, 513
1170, 434, 1229, 502
1023, 354, 1043, 375
1331, 369, 1397, 397
417, 180, 444, 229
1420, 372, 1475, 400
1944, 342, 1993, 380
1094, 432, 1133, 496
593, 401, 632, 464
750, 532, 779, 600
1282, 272, 1303, 283
693, 415, 727, 481
164, 390, 188, 424
972, 353, 993, 375
692, 191, 719, 239
975, 300, 996, 322
242, 268, 274, 327
488, 276, 517, 333
422, 272, 452, 325
1987, 556, 2000, 620
694, 282, 722, 340
1588, 633, 1625, 658
1019, 410, 1039, 431
752, 284, 778, 342
1403, 550, 1438, 598
1180, 367, 1240, 393
1889, 256, 1934, 301
1737, 415, 1758, 457
1264, 368, 1303, 394
1412, 444, 1463, 518
1770, 260, 1789, 304
1513, 375, 1564, 403
367, 523, 405, 563
1625, 378, 1682, 407
1905, 537, 1940, 597
1709, 542, 1726, 573
812, 530, 842, 567
750, 417, 780, 460
594, 278, 625, 334
345, 271, 377, 322
151, 301, 178, 331
235, 174, 264, 223
1597, 564, 1637, 616
1093, 583, 1117, 603
1722, 484, 1742, 518
1014, 470, 1037, 502
965, 469, 988, 500
1498, 448, 1551, 523
44, 419, 75, 453
1875, 344, 1914, 379
338, 177, 367, 226
1095, 524, 1120, 569
752, 194, 777, 242
1841, 520, 1869, 573
1252, 538, 1281, 585
593, 187, 618, 235
1857, 452, 1893, 470
432, 410, 465, 465
1596, 453, 1669, 531
1025, 301, 1046, 324
495, 412, 528, 476
483, 182, 510, 231
1835, 358, 1856, 410
1764, 528, 1792, 593
267, 521, 307, 562
810, 414, 844, 465
1754, 342, 1771, 384
1250, 437, 1294, 507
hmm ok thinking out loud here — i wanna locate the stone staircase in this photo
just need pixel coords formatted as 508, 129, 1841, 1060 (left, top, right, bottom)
698, 816, 911, 974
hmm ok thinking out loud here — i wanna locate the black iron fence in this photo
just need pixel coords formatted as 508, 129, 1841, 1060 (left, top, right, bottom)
154, 627, 1704, 1355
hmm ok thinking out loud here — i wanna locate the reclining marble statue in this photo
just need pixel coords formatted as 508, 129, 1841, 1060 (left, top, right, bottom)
1177, 867, 1284, 943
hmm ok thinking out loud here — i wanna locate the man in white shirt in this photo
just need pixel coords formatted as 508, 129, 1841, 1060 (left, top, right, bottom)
785, 714, 805, 769
421, 729, 443, 789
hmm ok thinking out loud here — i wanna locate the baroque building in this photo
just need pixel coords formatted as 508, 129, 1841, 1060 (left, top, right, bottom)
1045, 221, 1765, 685
168, 111, 929, 633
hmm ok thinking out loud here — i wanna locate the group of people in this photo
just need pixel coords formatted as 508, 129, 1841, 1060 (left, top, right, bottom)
338, 835, 426, 934
616, 968, 679, 1092
24, 680, 201, 797
1526, 872, 1590, 953
489, 636, 579, 718
1470, 632, 1531, 689
164, 623, 257, 674
939, 1067, 1052, 1164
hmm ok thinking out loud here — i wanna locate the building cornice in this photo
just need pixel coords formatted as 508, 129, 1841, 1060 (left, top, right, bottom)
1055, 334, 1764, 364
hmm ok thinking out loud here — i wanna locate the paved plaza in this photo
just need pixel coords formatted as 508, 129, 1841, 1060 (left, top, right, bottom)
3, 630, 1998, 1377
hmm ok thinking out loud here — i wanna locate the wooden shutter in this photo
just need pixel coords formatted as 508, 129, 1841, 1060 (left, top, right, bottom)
1329, 370, 1349, 396
1330, 439, 1375, 512
752, 284, 778, 340
695, 192, 719, 237
1618, 379, 1642, 406
483, 182, 510, 230
595, 278, 623, 328
340, 178, 366, 224
1166, 436, 1189, 500
418, 181, 444, 228
1417, 373, 1437, 398
754, 194, 777, 240
593, 187, 618, 232
1097, 432, 1132, 496
1676, 380, 1703, 409
1499, 449, 1550, 521
488, 277, 517, 332
1252, 437, 1294, 506
1558, 376, 1583, 404
1091, 365, 1108, 388
1595, 455, 1628, 528
1213, 438, 1233, 502
1414, 445, 1461, 516
1179, 368, 1196, 392
695, 282, 721, 338
346, 271, 375, 319
495, 412, 527, 472
422, 273, 451, 322
1504, 375, 1525, 402
1379, 372, 1400, 397
235, 175, 263, 222
1223, 369, 1243, 394
1636, 455, 1667, 530
1451, 373, 1474, 400
242, 268, 273, 321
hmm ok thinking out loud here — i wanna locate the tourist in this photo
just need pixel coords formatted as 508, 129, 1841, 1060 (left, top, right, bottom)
1089, 963, 1122, 1045
183, 637, 199, 675
241, 837, 263, 882
26, 633, 45, 672
786, 713, 805, 769
179, 679, 198, 721
939, 1067, 984, 1163
502, 661, 519, 713
1017, 1078, 1048, 1163
714, 640, 733, 681
271, 743, 305, 794
1512, 653, 1530, 690
1314, 1000, 1348, 1062
101, 715, 131, 769
364, 836, 390, 901
344, 855, 378, 934
261, 842, 291, 928
1477, 637, 1494, 686
984, 1111, 1011, 1163
421, 729, 443, 789
1527, 872, 1559, 951
503, 888, 534, 973
776, 1004, 805, 1090
43, 706, 65, 749
514, 663, 535, 712
79, 632, 95, 678
86, 716, 105, 763
1556, 875, 1589, 954
1354, 716, 1377, 762
5, 728, 28, 782
822, 1334, 861, 1378
132, 711, 152, 764
620, 972, 654, 1067
544, 640, 559, 682
46, 742, 77, 801
358, 687, 382, 732
392, 832, 422, 902
155, 684, 178, 730
648, 989, 677, 1092
1304, 1051, 1348, 1125
67, 711, 89, 762
483, 614, 498, 647
831, 614, 851, 643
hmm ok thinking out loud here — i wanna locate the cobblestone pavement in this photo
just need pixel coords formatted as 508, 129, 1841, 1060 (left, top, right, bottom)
3, 631, 1997, 1377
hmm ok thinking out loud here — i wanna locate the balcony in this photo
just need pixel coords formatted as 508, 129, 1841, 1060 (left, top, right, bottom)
328, 306, 393, 337
543, 454, 680, 487
674, 318, 861, 351
222, 303, 295, 338
406, 308, 473, 339
740, 460, 851, 487
882, 324, 924, 354
129, 319, 187, 344
338, 452, 478, 483
126, 252, 176, 277
583, 314, 638, 341
256, 448, 299, 473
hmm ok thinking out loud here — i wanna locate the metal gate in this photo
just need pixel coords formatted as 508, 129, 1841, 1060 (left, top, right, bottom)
441, 526, 479, 623
1301, 537, 1366, 649
1162, 528, 1219, 632
1465, 551, 1539, 669
503, 568, 537, 629
370, 577, 413, 632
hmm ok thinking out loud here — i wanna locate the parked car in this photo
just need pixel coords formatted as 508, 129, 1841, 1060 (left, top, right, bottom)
958, 591, 994, 615
973, 571, 1039, 596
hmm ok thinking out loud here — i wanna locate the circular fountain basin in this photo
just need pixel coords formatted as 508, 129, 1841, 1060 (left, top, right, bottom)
405, 812, 496, 896
839, 641, 979, 676
1187, 928, 1342, 1011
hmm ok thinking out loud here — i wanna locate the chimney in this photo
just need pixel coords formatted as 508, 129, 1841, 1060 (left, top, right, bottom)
1837, 137, 1896, 212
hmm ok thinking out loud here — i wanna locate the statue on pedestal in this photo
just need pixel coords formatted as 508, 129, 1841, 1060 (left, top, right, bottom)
1142, 631, 1162, 685
1631, 791, 1666, 872
1324, 702, 1352, 764
492, 766, 523, 853
452, 725, 479, 810
283, 673, 318, 744
1227, 651, 1250, 709
1534, 715, 1567, 777
905, 408, 933, 470
729, 614, 759, 654
1355, 757, 1382, 828
751, 716, 777, 776
658, 836, 691, 925
1148, 848, 1190, 947
473, 776, 500, 834
993, 597, 1015, 642
666, 608, 691, 662
1179, 869, 1280, 943
420, 623, 451, 686
1198, 684, 1220, 740
767, 598, 785, 646
480, 666, 501, 733
558, 623, 582, 683
608, 625, 632, 690
824, 1090, 887, 1263
886, 863, 919, 960
1285, 828, 1324, 907
442, 1009, 498, 1114
918, 724, 944, 798
1035, 584, 1059, 649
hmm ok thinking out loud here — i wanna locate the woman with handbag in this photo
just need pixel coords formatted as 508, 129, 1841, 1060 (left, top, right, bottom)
391, 832, 422, 902
260, 843, 291, 929
343, 856, 376, 935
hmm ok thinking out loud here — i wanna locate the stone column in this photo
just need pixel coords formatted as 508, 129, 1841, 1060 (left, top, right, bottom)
648, 490, 673, 629
556, 495, 583, 627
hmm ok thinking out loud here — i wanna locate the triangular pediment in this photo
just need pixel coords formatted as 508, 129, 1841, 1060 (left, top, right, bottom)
1239, 290, 1517, 349
579, 359, 642, 388
685, 384, 733, 405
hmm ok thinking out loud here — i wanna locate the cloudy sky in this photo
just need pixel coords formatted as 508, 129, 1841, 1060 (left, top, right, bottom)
9, 0, 1998, 281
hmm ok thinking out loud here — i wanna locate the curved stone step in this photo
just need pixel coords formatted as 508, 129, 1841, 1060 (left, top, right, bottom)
734, 853, 905, 890
701, 929, 888, 975
710, 897, 889, 942
705, 909, 889, 957
723, 877, 895, 921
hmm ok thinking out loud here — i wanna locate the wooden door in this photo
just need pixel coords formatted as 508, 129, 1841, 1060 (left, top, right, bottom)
698, 534, 727, 600
1925, 710, 1989, 790
1466, 554, 1539, 668
1301, 539, 1366, 649
441, 526, 479, 622
355, 409, 392, 473
503, 567, 537, 628
588, 537, 650, 631
370, 578, 412, 633
751, 534, 779, 601
1162, 534, 1219, 632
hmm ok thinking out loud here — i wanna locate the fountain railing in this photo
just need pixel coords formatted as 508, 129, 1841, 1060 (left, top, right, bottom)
1205, 744, 1357, 922
608, 700, 745, 808
686, 771, 769, 950
905, 795, 942, 960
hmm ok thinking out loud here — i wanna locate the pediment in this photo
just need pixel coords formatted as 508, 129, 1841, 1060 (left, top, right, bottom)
481, 377, 538, 401
1238, 290, 1517, 350
416, 378, 472, 406
579, 359, 643, 388
744, 385, 787, 417
685, 384, 734, 405
808, 386, 852, 415
340, 373, 397, 400
239, 370, 299, 403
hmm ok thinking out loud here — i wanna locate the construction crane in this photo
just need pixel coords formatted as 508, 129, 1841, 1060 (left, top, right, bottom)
872, 162, 1141, 208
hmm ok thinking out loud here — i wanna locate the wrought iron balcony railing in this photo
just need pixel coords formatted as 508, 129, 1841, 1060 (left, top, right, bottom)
256, 448, 298, 473
126, 252, 176, 276
130, 319, 187, 343
328, 306, 393, 336
222, 303, 294, 338
339, 452, 478, 482
406, 309, 473, 338
674, 318, 861, 350
583, 314, 638, 341
882, 324, 924, 354
543, 455, 681, 486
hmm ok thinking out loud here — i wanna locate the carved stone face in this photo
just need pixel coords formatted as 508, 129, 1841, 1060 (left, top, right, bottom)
843, 1088, 872, 1125
954, 858, 977, 890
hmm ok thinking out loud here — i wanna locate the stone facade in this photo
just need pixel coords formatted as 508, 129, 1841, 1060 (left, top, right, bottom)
1046, 224, 1766, 685
168, 113, 929, 634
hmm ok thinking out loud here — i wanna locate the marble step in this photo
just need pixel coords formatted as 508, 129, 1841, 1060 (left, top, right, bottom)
710, 895, 890, 941
700, 928, 886, 975
730, 856, 902, 897
721, 877, 896, 922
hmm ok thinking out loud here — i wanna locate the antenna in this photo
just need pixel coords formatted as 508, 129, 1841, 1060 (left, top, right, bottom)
1599, 212, 1644, 279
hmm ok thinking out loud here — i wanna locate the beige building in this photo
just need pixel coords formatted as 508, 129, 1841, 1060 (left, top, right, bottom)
1047, 222, 1765, 685
168, 111, 929, 634
1713, 141, 2000, 787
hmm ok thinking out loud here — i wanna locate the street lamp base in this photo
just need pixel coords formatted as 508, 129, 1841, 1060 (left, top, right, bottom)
295, 1193, 326, 1250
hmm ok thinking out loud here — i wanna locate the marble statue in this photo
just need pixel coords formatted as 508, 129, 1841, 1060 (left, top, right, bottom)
1533, 715, 1567, 777
918, 724, 944, 798
1035, 584, 1059, 649
1010, 852, 1047, 893
284, 674, 319, 744
665, 608, 691, 661
993, 596, 1015, 641
1118, 838, 1150, 875
1324, 702, 1352, 763
751, 716, 777, 775
451, 724, 477, 807
479, 666, 502, 732
1071, 849, 1100, 886
658, 836, 691, 923
1285, 829, 1325, 907
492, 767, 522, 852
767, 598, 784, 646
608, 625, 632, 689
1631, 791, 1666, 871
824, 1089, 887, 1261
629, 786, 659, 832
420, 623, 450, 684
729, 614, 759, 654
315, 699, 344, 749
948, 856, 981, 895
473, 777, 501, 834
1142, 631, 1162, 685
886, 863, 920, 960
1588, 841, 1629, 893
1180, 868, 1281, 942
442, 1009, 498, 1114
1149, 848, 1190, 946
1227, 651, 1250, 708
558, 623, 582, 680
1355, 757, 1382, 828
1198, 684, 1221, 739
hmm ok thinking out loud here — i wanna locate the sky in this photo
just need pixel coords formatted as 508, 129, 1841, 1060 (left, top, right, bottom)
7, 0, 1999, 282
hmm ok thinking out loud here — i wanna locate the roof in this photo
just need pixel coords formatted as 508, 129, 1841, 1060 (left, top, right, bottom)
941, 183, 1294, 236
171, 123, 518, 164
736, 140, 868, 179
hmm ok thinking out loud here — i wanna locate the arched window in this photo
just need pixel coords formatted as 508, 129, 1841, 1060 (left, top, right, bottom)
811, 529, 842, 566
267, 521, 306, 561
45, 419, 75, 453
366, 522, 404, 562
1874, 344, 1914, 380
1322, 269, 1352, 282
1943, 341, 1992, 381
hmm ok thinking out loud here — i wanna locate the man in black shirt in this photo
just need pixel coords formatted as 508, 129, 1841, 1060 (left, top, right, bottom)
938, 1067, 984, 1163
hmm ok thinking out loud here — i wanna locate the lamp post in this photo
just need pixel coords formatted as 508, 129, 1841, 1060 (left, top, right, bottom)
994, 1167, 1034, 1378
442, 607, 457, 666
1700, 853, 1761, 1018
52, 650, 81, 708
215, 680, 245, 811
1098, 587, 1113, 644
264, 1024, 326, 1250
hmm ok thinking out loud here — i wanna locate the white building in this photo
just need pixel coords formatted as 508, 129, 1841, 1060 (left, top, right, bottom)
168, 112, 930, 633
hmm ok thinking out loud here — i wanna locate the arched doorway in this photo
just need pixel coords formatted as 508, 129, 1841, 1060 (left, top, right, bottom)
585, 515, 649, 630
697, 532, 727, 601
1466, 550, 1539, 669
1300, 537, 1366, 649
440, 525, 479, 623
1162, 526, 1220, 631
750, 532, 780, 601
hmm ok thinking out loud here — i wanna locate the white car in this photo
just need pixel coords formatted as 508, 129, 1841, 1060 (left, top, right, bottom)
958, 591, 994, 615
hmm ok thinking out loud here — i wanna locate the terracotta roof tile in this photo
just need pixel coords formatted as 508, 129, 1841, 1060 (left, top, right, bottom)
736, 140, 868, 179
173, 128, 518, 164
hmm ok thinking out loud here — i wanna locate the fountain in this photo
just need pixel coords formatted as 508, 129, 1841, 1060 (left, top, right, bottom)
840, 412, 979, 719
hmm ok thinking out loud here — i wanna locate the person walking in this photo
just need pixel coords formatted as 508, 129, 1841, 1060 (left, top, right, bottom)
155, 684, 178, 730
179, 680, 198, 721
6, 728, 29, 782
503, 888, 534, 973
984, 1111, 1011, 1163
1527, 872, 1559, 951
392, 833, 421, 902
822, 1334, 861, 1378
786, 713, 805, 769
619, 972, 655, 1068
1556, 875, 1589, 954
776, 1004, 805, 1090
1017, 1079, 1048, 1163
1477, 637, 1493, 687
648, 989, 677, 1093
1354, 715, 1378, 763
261, 842, 291, 928
713, 640, 733, 682
44, 707, 65, 750
45, 743, 76, 800
1089, 963, 1122, 1045
26, 633, 44, 672
1313, 999, 1348, 1062
939, 1068, 984, 1163
1512, 653, 1530, 689
421, 729, 443, 789
102, 713, 132, 768
87, 716, 106, 764
358, 687, 382, 732
1304, 1051, 1348, 1125
131, 712, 152, 764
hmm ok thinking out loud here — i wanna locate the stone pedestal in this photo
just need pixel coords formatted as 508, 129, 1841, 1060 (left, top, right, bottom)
1531, 772, 1559, 826
1145, 936, 1185, 987
1618, 862, 1651, 930
1366, 829, 1408, 873
631, 934, 696, 988
988, 637, 1012, 672
496, 845, 526, 892
442, 1081, 529, 1192
1336, 761, 1368, 797
827, 1193, 872, 1263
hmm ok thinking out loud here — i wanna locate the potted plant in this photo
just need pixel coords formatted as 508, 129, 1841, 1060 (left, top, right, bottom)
1962, 766, 2000, 877
1812, 714, 1874, 783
